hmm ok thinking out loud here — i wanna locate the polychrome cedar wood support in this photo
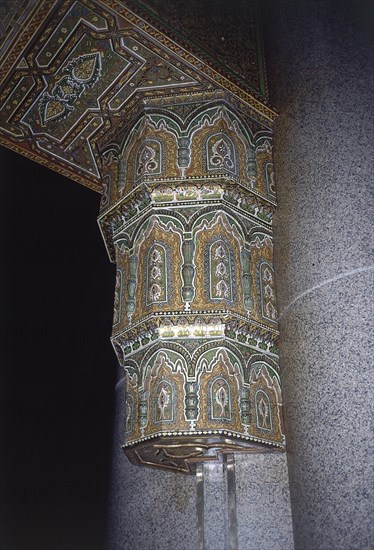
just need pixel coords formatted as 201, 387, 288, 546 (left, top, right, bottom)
98, 98, 285, 473
0, 0, 285, 473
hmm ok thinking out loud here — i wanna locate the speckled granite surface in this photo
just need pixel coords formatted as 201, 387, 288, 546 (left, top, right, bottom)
236, 453, 294, 550
202, 454, 294, 550
107, 379, 197, 550
265, 1, 374, 548
265, 0, 373, 315
108, 386, 294, 550
279, 274, 373, 550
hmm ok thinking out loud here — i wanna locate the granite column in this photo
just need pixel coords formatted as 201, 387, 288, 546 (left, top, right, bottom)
265, 1, 374, 548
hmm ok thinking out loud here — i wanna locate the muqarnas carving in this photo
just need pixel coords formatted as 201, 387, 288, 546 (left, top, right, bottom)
99, 99, 284, 473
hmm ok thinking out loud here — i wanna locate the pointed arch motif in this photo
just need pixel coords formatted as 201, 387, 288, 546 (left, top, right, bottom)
135, 138, 162, 181
247, 363, 283, 443
206, 132, 237, 175
154, 379, 174, 422
131, 217, 184, 321
139, 350, 189, 437
210, 376, 231, 421
196, 348, 243, 431
193, 212, 246, 313
255, 389, 272, 431
118, 116, 179, 196
186, 107, 252, 182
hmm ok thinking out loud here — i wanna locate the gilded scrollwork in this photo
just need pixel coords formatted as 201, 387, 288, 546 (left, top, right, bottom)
102, 99, 284, 471
0, 0, 285, 473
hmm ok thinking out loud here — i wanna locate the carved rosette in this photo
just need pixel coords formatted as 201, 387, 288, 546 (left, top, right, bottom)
99, 98, 284, 473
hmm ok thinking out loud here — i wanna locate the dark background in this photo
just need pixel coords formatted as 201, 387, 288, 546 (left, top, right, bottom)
0, 147, 117, 550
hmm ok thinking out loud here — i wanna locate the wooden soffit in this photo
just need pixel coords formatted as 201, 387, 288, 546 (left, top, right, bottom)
0, 0, 275, 193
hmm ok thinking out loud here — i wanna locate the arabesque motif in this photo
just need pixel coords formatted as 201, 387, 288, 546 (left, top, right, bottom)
99, 96, 285, 473
0, 0, 284, 474
39, 52, 102, 125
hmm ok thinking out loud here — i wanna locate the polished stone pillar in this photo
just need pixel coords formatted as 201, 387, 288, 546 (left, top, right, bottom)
265, 1, 374, 548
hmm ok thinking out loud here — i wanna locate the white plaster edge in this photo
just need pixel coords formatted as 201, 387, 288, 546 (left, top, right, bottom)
279, 265, 374, 320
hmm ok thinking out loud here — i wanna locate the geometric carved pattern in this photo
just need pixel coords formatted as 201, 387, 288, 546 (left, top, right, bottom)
0, 0, 276, 193
207, 133, 237, 176
260, 262, 277, 322
98, 95, 285, 472
208, 239, 234, 302
38, 52, 102, 124
0, 0, 283, 473
146, 243, 168, 305
124, 0, 268, 98
255, 390, 272, 431
136, 139, 162, 180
